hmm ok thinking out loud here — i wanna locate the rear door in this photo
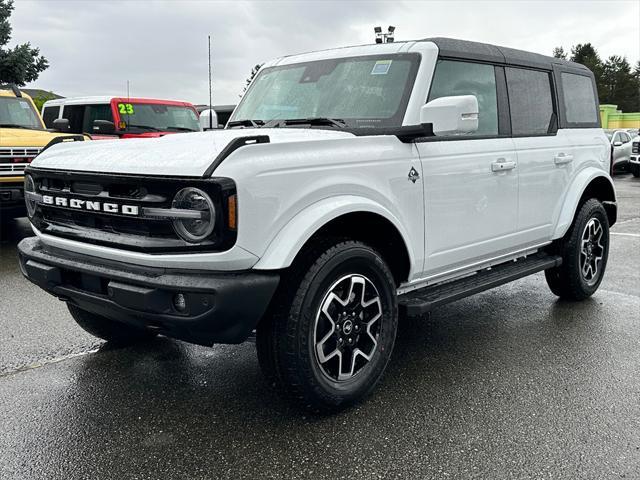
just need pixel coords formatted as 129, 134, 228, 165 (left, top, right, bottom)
416, 59, 519, 277
508, 66, 573, 246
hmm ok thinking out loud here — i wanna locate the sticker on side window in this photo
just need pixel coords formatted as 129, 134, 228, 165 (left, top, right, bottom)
371, 60, 392, 75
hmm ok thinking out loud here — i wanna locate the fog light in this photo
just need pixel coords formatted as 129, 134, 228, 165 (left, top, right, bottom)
173, 293, 187, 312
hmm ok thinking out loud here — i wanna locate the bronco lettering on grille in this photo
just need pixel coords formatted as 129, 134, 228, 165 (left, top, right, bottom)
41, 195, 139, 216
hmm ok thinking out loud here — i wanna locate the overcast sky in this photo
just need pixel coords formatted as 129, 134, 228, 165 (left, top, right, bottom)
12, 0, 640, 105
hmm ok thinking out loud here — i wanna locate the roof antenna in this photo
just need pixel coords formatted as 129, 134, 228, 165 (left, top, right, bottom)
208, 35, 213, 130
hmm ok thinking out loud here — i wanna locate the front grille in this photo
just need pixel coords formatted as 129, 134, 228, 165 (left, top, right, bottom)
0, 147, 41, 177
633, 142, 639, 154
0, 147, 41, 157
0, 163, 29, 174
28, 168, 237, 253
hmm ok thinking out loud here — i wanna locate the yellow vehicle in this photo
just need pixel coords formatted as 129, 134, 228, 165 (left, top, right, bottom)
0, 86, 84, 220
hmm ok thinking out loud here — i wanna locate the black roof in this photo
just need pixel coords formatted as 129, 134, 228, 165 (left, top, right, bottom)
422, 37, 590, 73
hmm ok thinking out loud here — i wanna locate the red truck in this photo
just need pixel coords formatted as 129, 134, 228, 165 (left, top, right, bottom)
41, 96, 201, 139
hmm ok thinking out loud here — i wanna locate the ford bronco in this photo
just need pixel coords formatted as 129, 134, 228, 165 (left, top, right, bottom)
18, 38, 616, 410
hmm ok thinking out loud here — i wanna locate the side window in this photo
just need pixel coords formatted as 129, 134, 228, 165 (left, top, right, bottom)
506, 67, 555, 136
62, 105, 86, 133
560, 73, 598, 125
428, 60, 498, 136
83, 104, 114, 132
621, 132, 630, 143
41, 106, 60, 128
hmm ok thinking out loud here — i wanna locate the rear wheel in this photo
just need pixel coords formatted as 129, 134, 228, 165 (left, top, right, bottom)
257, 239, 398, 411
545, 199, 609, 300
68, 304, 156, 344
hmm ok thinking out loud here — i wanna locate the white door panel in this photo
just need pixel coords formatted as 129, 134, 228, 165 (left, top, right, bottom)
514, 129, 575, 245
417, 137, 518, 275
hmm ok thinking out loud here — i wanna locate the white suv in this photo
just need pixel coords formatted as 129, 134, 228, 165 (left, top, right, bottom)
18, 38, 616, 410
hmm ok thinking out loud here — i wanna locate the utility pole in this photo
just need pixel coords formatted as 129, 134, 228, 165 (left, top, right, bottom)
208, 35, 213, 130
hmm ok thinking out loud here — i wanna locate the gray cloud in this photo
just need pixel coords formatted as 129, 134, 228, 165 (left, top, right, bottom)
11, 0, 640, 106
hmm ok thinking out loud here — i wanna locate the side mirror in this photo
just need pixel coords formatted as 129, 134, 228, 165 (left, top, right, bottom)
420, 95, 479, 136
613, 141, 623, 147
52, 118, 70, 133
199, 109, 218, 131
92, 119, 116, 135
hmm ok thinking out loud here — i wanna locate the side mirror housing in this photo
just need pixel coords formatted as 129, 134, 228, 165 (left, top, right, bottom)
92, 119, 116, 135
420, 95, 479, 136
612, 141, 623, 147
52, 118, 70, 133
200, 109, 218, 131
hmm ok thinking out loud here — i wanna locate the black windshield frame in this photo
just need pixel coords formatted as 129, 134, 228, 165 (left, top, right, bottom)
229, 53, 421, 129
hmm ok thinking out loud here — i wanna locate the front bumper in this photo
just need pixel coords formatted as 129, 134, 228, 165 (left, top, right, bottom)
630, 155, 639, 165
17, 236, 279, 345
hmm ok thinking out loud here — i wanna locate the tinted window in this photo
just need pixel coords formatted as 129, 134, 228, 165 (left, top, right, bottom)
620, 132, 630, 143
62, 105, 85, 133
561, 73, 598, 125
42, 106, 60, 128
83, 104, 113, 132
506, 67, 554, 136
428, 60, 498, 136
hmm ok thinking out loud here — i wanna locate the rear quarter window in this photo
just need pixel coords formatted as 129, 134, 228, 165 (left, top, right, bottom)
561, 73, 598, 125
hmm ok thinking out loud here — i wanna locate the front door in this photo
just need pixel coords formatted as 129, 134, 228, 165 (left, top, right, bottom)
416, 59, 518, 278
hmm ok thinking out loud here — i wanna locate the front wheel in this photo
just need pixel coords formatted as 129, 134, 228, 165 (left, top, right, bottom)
257, 240, 398, 411
545, 198, 610, 300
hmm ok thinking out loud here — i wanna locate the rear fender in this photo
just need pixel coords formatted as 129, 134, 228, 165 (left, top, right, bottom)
553, 168, 616, 239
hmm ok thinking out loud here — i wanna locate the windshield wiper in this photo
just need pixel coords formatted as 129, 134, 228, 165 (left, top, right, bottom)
166, 126, 197, 132
264, 117, 347, 128
227, 119, 265, 128
127, 124, 162, 132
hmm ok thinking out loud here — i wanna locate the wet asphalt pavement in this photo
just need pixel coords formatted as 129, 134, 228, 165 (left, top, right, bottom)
1, 175, 639, 480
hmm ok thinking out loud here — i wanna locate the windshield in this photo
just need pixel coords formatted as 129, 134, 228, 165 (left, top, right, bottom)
230, 53, 420, 129
117, 103, 200, 132
0, 97, 44, 130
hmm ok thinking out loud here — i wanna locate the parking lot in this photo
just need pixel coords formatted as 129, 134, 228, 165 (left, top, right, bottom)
0, 174, 638, 479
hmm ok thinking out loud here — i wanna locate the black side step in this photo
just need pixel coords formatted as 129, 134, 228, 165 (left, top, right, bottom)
399, 253, 562, 316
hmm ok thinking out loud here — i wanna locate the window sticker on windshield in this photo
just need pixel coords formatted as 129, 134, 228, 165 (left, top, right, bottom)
371, 60, 392, 75
118, 103, 135, 115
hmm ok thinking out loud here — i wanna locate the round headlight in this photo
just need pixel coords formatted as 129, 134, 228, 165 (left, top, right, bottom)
171, 187, 216, 243
24, 174, 36, 217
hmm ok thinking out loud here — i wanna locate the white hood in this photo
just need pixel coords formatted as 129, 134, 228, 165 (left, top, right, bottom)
31, 128, 355, 177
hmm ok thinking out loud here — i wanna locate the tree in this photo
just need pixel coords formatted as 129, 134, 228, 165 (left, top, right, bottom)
601, 55, 637, 112
552, 47, 567, 60
31, 91, 56, 112
554, 43, 640, 112
0, 0, 48, 86
570, 43, 605, 102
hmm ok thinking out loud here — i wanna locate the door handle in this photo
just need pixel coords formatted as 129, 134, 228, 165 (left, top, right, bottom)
491, 159, 517, 172
554, 153, 574, 165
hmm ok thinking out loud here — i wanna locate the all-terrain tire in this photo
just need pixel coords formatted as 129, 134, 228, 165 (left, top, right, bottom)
545, 198, 610, 300
68, 304, 157, 344
256, 239, 398, 411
